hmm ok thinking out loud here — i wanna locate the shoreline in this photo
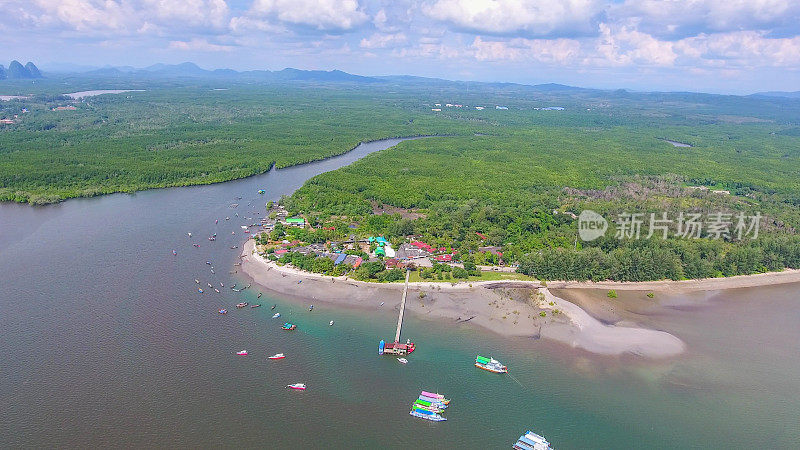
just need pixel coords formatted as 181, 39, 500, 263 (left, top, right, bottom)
242, 239, 800, 293
6, 134, 441, 206
240, 240, 688, 358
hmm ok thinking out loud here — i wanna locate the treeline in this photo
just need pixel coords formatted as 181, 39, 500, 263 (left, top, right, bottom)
517, 235, 800, 281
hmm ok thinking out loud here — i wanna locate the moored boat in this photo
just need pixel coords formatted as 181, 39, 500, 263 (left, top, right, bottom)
281, 322, 296, 330
398, 358, 408, 364
378, 339, 385, 355
420, 391, 450, 405
236, 302, 248, 308
251, 304, 261, 308
268, 353, 285, 360
413, 400, 444, 413
513, 430, 551, 450
329, 320, 334, 326
236, 350, 248, 356
409, 408, 446, 422
475, 355, 508, 374
272, 312, 281, 318
418, 395, 447, 408
218, 309, 227, 314
286, 383, 306, 390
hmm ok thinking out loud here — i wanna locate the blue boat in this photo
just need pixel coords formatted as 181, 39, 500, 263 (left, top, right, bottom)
409, 408, 446, 422
378, 339, 385, 355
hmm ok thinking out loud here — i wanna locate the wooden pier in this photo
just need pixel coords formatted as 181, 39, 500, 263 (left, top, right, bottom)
380, 269, 416, 356
395, 269, 410, 342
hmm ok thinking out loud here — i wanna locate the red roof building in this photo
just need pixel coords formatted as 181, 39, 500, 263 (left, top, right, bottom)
410, 241, 434, 252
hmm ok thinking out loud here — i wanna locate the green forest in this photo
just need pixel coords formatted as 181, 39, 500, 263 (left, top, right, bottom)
4, 75, 800, 280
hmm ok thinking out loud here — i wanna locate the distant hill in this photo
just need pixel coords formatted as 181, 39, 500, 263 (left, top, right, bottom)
269, 68, 379, 83
0, 65, 5, 80
3, 60, 43, 79
25, 62, 42, 78
750, 91, 800, 99
49, 61, 604, 91
81, 63, 382, 83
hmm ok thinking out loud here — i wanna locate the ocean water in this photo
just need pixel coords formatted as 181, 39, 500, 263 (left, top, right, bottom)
1, 138, 799, 448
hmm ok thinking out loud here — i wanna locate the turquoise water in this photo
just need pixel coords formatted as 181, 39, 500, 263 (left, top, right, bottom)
1, 137, 799, 448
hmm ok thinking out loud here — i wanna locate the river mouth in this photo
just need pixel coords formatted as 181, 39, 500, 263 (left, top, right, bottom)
1, 135, 800, 448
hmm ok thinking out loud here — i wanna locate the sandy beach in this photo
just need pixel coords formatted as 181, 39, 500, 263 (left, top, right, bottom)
239, 240, 701, 358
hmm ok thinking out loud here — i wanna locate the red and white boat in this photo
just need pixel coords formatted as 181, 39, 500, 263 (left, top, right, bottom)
236, 350, 248, 356
268, 353, 285, 360
286, 383, 306, 390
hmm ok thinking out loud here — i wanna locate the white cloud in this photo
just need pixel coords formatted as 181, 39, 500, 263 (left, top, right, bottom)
423, 0, 602, 37
1, 0, 231, 34
611, 0, 800, 39
360, 32, 407, 49
144, 0, 230, 28
471, 36, 581, 63
247, 0, 367, 31
169, 37, 234, 52
677, 31, 800, 67
591, 24, 678, 67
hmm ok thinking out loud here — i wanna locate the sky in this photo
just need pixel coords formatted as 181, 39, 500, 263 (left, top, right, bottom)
1, 0, 799, 94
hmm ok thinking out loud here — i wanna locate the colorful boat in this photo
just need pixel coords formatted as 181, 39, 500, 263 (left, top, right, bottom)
420, 391, 450, 405
258, 190, 265, 194
418, 395, 447, 408
236, 302, 248, 308
172, 250, 177, 255
513, 430, 551, 450
272, 312, 281, 318
251, 304, 261, 308
282, 323, 296, 330
236, 350, 248, 356
286, 383, 306, 390
268, 353, 285, 360
378, 339, 385, 355
413, 400, 445, 413
409, 408, 446, 422
218, 309, 227, 314
475, 355, 508, 374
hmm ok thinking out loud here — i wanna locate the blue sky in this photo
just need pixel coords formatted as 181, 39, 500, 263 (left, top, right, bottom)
1, 0, 799, 94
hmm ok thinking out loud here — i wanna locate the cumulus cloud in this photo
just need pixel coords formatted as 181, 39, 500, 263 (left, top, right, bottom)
591, 24, 678, 67
360, 32, 407, 49
422, 0, 603, 37
610, 0, 800, 39
0, 0, 232, 34
471, 36, 581, 63
246, 0, 368, 31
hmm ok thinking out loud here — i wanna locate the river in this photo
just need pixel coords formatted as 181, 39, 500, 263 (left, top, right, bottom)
1, 137, 799, 448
